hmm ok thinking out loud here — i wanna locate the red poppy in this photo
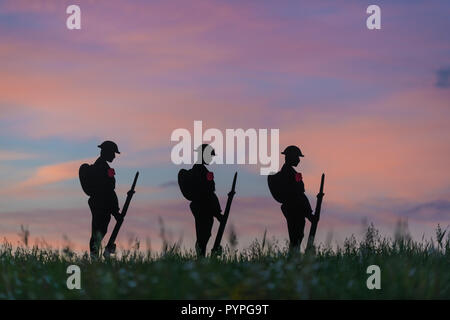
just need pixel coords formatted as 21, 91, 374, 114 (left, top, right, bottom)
295, 172, 302, 182
108, 168, 116, 178
206, 172, 214, 181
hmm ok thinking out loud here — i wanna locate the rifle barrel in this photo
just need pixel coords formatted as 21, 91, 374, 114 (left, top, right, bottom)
105, 171, 139, 250
306, 173, 325, 251
212, 172, 237, 253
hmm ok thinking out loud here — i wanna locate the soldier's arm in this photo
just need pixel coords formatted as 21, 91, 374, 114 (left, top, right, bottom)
112, 191, 120, 212
214, 212, 224, 223
300, 181, 314, 220
302, 194, 314, 221
214, 210, 224, 221
111, 191, 123, 221
209, 193, 223, 220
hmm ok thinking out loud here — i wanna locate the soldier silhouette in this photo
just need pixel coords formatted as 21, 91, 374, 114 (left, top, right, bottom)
268, 145, 315, 251
80, 141, 122, 258
178, 144, 224, 257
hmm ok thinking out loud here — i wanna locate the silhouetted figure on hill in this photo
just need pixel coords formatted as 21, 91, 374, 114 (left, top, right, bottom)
79, 140, 122, 258
178, 144, 224, 257
268, 145, 315, 251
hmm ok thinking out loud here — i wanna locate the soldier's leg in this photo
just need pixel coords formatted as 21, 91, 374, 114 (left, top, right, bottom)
90, 213, 102, 257
297, 217, 306, 248
197, 216, 213, 257
282, 205, 299, 250
89, 209, 111, 257
89, 200, 100, 257
98, 213, 111, 240
293, 215, 307, 250
194, 217, 203, 256
286, 216, 300, 250
190, 203, 202, 255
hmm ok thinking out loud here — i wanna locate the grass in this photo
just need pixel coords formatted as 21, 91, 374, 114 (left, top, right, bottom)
0, 224, 449, 299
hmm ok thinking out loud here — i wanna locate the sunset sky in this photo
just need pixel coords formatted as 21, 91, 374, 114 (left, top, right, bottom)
1, 0, 449, 252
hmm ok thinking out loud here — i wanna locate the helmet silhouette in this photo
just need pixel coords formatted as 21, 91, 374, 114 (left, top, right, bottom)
98, 141, 120, 154
281, 145, 304, 157
194, 144, 216, 156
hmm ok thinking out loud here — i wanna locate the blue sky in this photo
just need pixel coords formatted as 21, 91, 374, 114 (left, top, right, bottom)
0, 0, 449, 251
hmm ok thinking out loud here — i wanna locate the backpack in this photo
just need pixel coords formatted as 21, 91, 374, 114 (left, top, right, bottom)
178, 168, 195, 201
79, 163, 94, 196
267, 172, 285, 204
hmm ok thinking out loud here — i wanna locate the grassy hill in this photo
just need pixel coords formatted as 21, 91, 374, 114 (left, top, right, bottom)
0, 224, 449, 299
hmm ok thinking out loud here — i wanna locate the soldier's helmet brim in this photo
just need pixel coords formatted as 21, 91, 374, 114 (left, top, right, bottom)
194, 144, 216, 156
281, 145, 304, 157
281, 152, 304, 157
98, 141, 120, 154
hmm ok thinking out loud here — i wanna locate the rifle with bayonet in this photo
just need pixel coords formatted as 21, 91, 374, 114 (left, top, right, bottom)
306, 173, 325, 252
104, 171, 139, 257
211, 172, 237, 255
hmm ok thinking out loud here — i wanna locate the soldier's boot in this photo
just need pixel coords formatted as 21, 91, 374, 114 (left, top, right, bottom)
103, 243, 116, 258
195, 241, 207, 258
89, 231, 103, 259
89, 245, 100, 259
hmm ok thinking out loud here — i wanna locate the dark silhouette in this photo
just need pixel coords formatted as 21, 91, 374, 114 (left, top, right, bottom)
306, 173, 325, 252
268, 145, 315, 251
79, 140, 121, 258
178, 144, 224, 257
211, 171, 237, 255
104, 171, 139, 258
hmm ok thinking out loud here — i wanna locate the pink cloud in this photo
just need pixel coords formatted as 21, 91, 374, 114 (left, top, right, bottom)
1, 0, 448, 152
1, 0, 449, 246
275, 87, 450, 203
16, 158, 93, 189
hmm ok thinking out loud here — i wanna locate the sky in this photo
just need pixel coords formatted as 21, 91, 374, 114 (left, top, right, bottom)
0, 0, 449, 252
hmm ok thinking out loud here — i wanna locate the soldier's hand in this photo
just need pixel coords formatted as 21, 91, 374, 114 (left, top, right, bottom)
113, 211, 123, 222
